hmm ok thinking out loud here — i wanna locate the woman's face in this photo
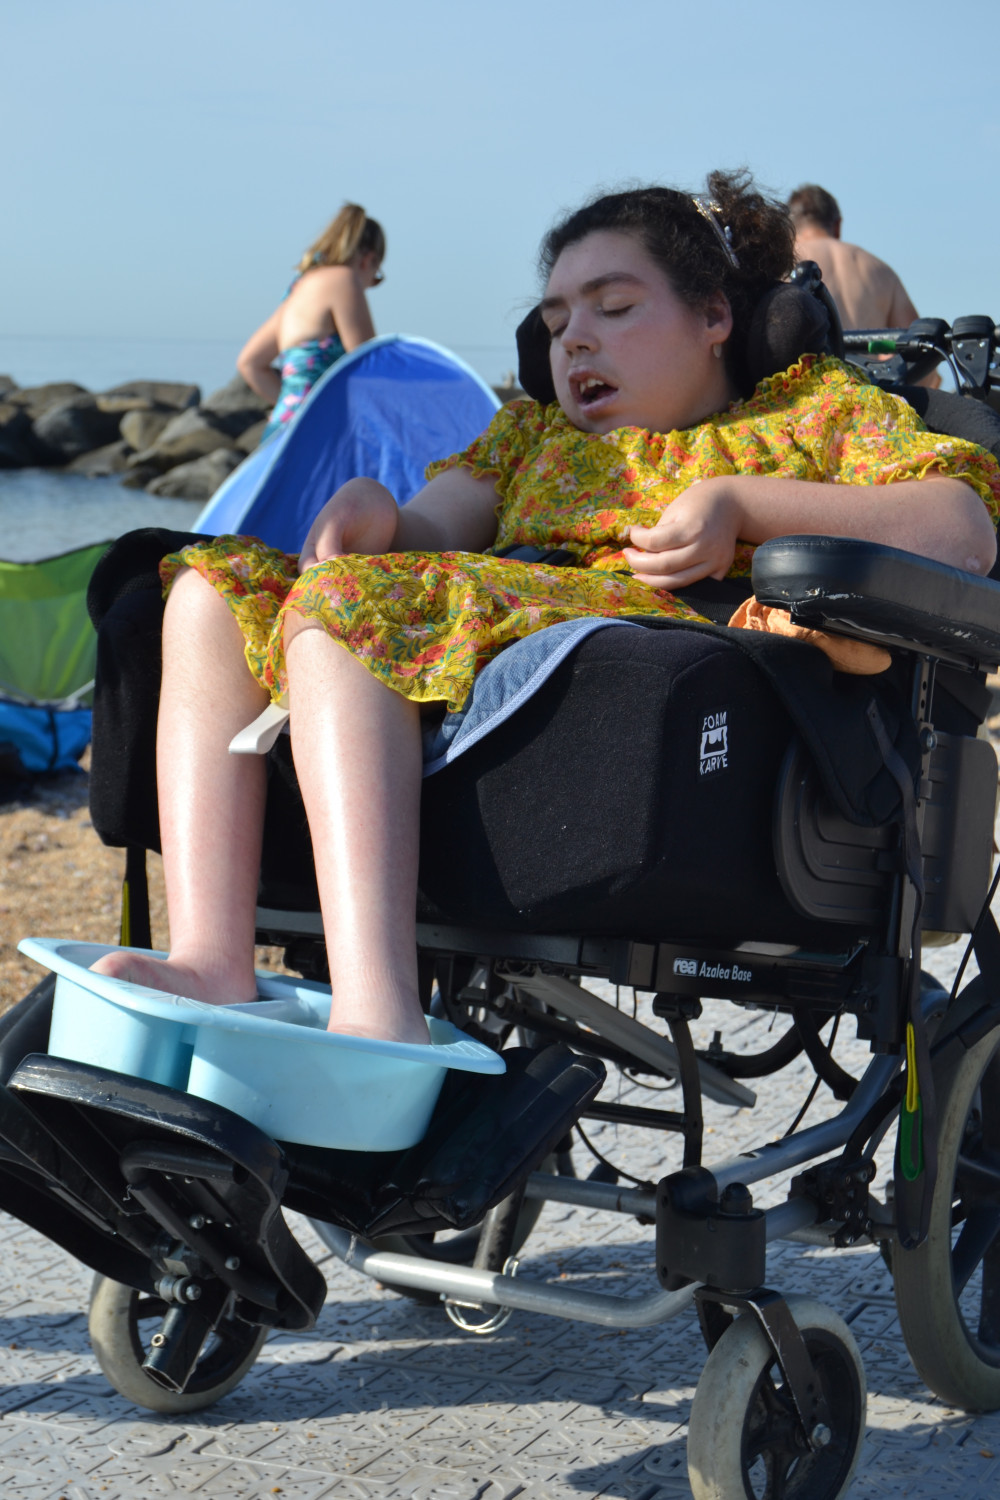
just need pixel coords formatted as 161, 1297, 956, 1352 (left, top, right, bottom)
355, 250, 384, 289
541, 230, 735, 434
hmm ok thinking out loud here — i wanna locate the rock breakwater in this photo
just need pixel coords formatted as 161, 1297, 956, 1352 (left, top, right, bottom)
0, 373, 270, 501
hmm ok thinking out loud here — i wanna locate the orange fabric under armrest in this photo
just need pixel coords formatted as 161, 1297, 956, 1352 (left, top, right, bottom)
728, 598, 892, 675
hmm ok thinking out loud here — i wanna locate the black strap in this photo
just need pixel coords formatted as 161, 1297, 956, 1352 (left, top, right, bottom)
120, 845, 152, 950
868, 703, 937, 1248
493, 544, 578, 567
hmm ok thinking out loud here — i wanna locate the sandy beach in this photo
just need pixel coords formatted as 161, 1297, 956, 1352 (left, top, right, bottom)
1, 765, 119, 1008
0, 749, 292, 1014
0, 750, 167, 1012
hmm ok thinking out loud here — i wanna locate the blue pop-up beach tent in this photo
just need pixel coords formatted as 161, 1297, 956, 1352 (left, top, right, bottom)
195, 335, 501, 552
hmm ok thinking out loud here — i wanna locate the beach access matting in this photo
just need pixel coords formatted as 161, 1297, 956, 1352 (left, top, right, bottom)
0, 957, 998, 1499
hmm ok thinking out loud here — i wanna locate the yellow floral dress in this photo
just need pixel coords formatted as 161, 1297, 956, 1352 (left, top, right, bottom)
162, 355, 1000, 713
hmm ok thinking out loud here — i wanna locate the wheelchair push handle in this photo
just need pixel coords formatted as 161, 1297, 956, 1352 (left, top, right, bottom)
842, 316, 999, 394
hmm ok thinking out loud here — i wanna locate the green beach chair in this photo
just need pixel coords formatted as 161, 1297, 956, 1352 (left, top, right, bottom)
0, 539, 107, 779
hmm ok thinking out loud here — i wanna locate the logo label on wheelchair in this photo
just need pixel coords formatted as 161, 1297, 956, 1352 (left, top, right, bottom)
672, 955, 752, 983
699, 710, 729, 776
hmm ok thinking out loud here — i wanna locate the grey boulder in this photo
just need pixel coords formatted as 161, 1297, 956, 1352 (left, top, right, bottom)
130, 408, 231, 470
236, 418, 268, 452
0, 402, 41, 467
200, 375, 271, 438
34, 394, 125, 460
145, 447, 243, 500
119, 408, 173, 452
101, 380, 200, 410
64, 440, 133, 477
6, 382, 89, 419
119, 463, 164, 490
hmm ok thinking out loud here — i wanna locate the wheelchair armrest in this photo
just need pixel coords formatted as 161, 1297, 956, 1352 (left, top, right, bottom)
751, 535, 1000, 668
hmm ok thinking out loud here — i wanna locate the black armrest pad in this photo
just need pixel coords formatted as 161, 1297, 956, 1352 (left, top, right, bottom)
751, 536, 1000, 667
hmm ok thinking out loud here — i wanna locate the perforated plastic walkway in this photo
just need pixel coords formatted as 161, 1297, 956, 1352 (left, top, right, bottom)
1, 967, 998, 1498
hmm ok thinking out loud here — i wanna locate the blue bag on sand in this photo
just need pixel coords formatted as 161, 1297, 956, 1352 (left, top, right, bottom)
0, 700, 92, 777
0, 538, 105, 781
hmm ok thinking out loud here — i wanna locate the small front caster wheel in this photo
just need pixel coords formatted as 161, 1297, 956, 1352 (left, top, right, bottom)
88, 1275, 268, 1413
687, 1295, 866, 1500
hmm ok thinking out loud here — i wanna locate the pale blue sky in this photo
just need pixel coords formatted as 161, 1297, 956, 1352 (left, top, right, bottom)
2, 0, 998, 384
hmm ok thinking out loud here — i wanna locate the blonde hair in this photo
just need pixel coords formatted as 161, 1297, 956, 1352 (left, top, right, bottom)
296, 204, 386, 273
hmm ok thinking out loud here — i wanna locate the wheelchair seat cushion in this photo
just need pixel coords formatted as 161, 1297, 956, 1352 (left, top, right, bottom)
415, 623, 914, 945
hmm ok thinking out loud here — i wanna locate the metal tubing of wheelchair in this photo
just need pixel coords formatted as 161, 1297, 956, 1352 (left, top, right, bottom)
507, 970, 756, 1109
703, 1052, 901, 1195
313, 1199, 815, 1329
522, 1172, 658, 1218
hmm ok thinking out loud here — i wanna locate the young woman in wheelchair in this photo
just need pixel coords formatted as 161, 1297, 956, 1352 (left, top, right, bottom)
90, 169, 1000, 1048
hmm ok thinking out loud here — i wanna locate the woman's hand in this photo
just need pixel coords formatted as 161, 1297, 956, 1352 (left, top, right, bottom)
623, 471, 998, 586
236, 310, 282, 405
623, 477, 742, 589
298, 478, 399, 572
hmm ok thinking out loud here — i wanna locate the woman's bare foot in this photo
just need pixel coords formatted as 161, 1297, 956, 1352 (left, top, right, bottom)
89, 950, 257, 1006
326, 993, 430, 1045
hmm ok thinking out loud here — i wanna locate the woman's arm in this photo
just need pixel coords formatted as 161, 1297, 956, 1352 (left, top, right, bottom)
298, 469, 502, 572
624, 474, 997, 590
394, 468, 502, 551
236, 311, 282, 404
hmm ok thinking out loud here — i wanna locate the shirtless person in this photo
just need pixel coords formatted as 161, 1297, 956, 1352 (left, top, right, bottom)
787, 184, 920, 328
788, 184, 939, 386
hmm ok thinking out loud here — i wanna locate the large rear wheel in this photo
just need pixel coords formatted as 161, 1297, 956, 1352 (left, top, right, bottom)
893, 1012, 1000, 1410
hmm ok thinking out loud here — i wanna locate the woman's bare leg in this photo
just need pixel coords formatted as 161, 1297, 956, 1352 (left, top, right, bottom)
91, 567, 268, 1003
283, 613, 428, 1043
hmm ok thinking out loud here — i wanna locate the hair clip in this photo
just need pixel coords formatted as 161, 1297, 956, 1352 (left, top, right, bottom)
690, 196, 740, 271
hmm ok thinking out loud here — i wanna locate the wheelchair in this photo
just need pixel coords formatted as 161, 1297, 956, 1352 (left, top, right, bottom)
3, 282, 1000, 1500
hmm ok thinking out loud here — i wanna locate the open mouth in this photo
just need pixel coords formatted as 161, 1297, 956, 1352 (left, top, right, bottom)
572, 374, 618, 409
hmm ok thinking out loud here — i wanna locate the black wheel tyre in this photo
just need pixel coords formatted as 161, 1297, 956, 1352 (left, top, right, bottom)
894, 1017, 1000, 1410
687, 1295, 866, 1500
88, 1275, 268, 1413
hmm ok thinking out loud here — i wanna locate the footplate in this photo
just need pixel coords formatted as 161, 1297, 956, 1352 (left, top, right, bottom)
2, 1055, 326, 1330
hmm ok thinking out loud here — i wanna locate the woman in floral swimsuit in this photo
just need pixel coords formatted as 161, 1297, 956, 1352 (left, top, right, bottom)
237, 203, 385, 443
93, 171, 999, 1048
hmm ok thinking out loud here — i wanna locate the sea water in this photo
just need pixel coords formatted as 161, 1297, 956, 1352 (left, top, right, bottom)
0, 469, 202, 564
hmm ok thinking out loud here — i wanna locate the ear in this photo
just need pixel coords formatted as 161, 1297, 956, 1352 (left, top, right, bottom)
702, 291, 733, 342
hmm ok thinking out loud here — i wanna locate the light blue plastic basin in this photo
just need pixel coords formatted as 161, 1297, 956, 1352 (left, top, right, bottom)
19, 937, 505, 1151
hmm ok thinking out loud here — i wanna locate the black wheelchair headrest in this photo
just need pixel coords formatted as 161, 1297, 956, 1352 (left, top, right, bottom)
515, 262, 841, 406
516, 305, 558, 406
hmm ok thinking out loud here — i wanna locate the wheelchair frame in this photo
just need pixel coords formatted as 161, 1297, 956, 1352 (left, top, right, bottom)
3, 321, 1000, 1499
